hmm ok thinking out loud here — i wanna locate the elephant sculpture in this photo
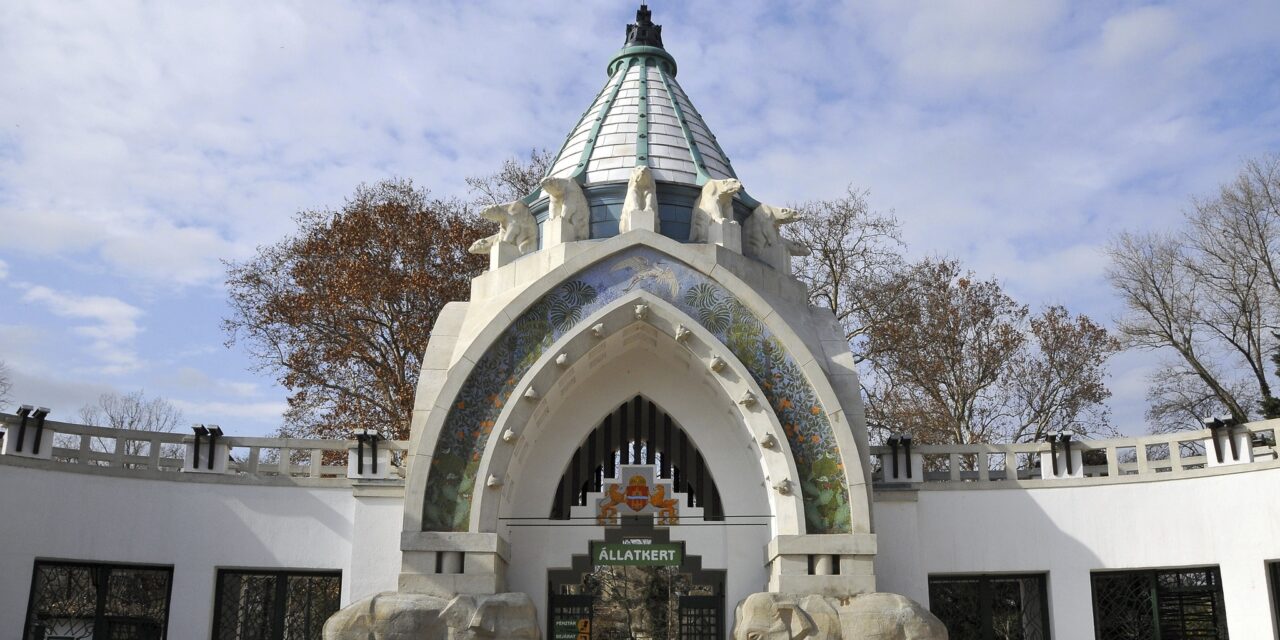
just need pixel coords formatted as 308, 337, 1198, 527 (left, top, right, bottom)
323, 591, 540, 640
734, 592, 947, 640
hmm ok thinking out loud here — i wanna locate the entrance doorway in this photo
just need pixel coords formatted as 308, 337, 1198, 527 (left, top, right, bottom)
548, 520, 725, 640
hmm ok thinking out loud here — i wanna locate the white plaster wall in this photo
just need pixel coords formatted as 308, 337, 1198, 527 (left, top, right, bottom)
873, 467, 1280, 640
0, 463, 400, 636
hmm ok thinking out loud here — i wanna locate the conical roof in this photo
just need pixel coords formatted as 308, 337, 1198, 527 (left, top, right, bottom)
543, 5, 739, 189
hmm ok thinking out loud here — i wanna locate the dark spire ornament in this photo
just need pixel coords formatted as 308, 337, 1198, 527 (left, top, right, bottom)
624, 4, 664, 49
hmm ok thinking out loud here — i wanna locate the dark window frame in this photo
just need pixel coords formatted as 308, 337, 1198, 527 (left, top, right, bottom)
211, 567, 343, 640
1268, 561, 1280, 640
23, 558, 175, 640
1090, 566, 1229, 640
928, 572, 1051, 640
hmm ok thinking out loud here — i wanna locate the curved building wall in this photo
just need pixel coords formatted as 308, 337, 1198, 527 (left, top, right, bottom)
0, 460, 401, 634
4, 448, 1280, 637
874, 464, 1280, 640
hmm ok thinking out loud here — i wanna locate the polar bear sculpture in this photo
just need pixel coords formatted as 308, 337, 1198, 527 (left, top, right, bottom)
691, 178, 743, 246
745, 203, 810, 272
480, 200, 537, 255
619, 166, 659, 233
541, 176, 590, 242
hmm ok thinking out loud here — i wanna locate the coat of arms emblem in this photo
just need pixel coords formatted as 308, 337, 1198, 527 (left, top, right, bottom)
594, 465, 682, 525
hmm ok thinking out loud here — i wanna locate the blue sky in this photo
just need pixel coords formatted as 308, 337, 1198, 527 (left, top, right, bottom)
1, 0, 1278, 436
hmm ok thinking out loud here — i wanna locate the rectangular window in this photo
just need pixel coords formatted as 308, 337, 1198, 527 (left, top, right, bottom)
212, 569, 342, 640
23, 559, 174, 640
590, 202, 622, 239
928, 573, 1050, 640
658, 203, 692, 242
1091, 567, 1228, 639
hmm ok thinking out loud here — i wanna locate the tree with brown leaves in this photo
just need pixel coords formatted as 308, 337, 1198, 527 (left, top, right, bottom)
854, 259, 1118, 444
224, 179, 490, 439
789, 194, 1119, 445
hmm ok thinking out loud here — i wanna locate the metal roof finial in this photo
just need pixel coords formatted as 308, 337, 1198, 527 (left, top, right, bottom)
625, 3, 664, 49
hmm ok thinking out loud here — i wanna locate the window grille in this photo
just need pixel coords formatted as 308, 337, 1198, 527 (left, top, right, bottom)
928, 573, 1050, 640
550, 395, 723, 520
1091, 567, 1228, 640
212, 569, 341, 640
23, 560, 173, 640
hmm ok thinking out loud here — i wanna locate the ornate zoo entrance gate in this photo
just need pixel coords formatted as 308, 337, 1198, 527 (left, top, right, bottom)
545, 397, 728, 639
547, 520, 726, 640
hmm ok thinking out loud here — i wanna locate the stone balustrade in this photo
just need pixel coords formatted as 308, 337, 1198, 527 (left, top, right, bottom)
869, 418, 1280, 488
0, 412, 408, 487
6, 412, 1279, 490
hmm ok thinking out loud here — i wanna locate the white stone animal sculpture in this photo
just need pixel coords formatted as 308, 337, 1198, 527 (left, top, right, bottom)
468, 234, 497, 255
691, 178, 743, 243
323, 591, 540, 640
734, 593, 840, 640
733, 592, 948, 640
619, 165, 659, 233
480, 201, 537, 254
745, 203, 811, 271
540, 176, 590, 241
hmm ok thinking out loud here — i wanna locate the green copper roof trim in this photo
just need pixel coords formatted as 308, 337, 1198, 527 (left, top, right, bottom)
656, 65, 710, 186
635, 58, 651, 169
568, 57, 635, 184
608, 45, 676, 77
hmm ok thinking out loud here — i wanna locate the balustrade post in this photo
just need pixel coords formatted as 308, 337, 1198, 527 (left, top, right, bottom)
182, 425, 229, 474
1, 406, 54, 460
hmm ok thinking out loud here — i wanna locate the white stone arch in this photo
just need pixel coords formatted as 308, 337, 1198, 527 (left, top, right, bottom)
470, 291, 803, 537
403, 231, 872, 536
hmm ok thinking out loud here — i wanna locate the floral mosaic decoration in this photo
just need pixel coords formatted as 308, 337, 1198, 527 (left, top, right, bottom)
422, 247, 852, 534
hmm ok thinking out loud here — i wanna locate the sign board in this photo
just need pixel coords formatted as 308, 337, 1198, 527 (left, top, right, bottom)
549, 593, 591, 640
592, 541, 682, 566
552, 618, 589, 640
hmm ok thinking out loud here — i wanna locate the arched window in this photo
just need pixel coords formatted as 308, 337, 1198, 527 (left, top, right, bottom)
550, 395, 724, 520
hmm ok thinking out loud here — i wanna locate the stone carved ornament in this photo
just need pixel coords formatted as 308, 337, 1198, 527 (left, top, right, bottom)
324, 591, 539, 640
733, 592, 948, 640
541, 176, 590, 241
619, 165, 659, 233
745, 203, 812, 272
468, 201, 537, 255
691, 178, 743, 243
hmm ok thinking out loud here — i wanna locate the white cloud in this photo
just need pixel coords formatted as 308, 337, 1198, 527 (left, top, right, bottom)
1096, 6, 1180, 67
0, 1, 1277, 435
18, 285, 144, 373
172, 366, 261, 398
171, 399, 287, 423
0, 258, 8, 280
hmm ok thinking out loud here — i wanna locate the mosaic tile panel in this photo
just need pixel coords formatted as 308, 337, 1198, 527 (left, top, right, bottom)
422, 247, 852, 533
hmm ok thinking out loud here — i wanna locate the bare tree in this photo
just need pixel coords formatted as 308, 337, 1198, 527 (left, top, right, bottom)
78, 390, 184, 456
0, 359, 11, 411
465, 148, 554, 207
788, 186, 906, 365
1107, 156, 1280, 429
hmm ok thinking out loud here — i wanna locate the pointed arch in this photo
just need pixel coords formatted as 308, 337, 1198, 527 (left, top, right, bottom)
405, 233, 871, 536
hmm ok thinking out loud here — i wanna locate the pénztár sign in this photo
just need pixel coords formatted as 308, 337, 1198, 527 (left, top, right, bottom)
591, 542, 682, 567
